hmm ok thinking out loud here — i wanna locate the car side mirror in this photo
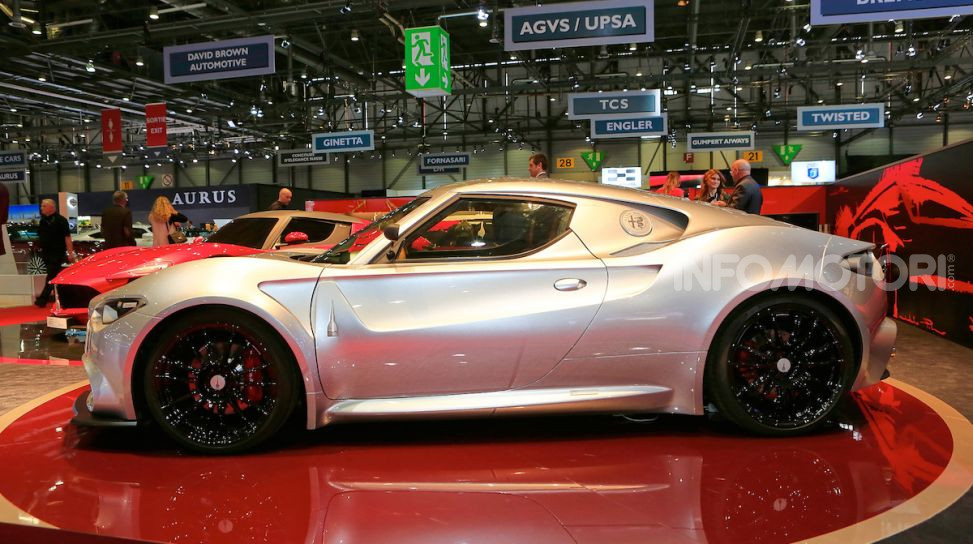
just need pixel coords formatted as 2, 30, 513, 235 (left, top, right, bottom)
383, 224, 400, 241
283, 231, 309, 245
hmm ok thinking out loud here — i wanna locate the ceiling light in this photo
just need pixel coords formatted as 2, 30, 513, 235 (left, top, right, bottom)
629, 42, 637, 51
339, 1, 352, 15
479, 19, 488, 28
477, 6, 489, 22
37, 73, 46, 81
945, 69, 953, 80
85, 59, 95, 72
351, 29, 359, 42
122, 96, 130, 101
754, 31, 763, 43
636, 71, 643, 77
149, 7, 159, 20
836, 81, 844, 87
186, 107, 193, 113
32, 24, 42, 35
916, 111, 923, 119
135, 55, 144, 67
895, 21, 905, 34
677, 0, 689, 6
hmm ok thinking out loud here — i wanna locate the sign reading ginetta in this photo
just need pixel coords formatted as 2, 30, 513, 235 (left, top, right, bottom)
797, 103, 885, 131
568, 90, 660, 119
0, 151, 27, 169
505, 0, 654, 51
312, 130, 375, 153
164, 35, 275, 84
687, 132, 755, 152
591, 114, 667, 139
811, 0, 973, 24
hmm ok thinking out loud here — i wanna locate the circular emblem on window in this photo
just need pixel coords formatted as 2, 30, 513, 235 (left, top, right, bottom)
619, 210, 653, 237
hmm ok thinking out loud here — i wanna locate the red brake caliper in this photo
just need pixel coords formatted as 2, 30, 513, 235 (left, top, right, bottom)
242, 348, 264, 405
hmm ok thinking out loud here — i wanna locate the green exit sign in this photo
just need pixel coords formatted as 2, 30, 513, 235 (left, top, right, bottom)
405, 26, 451, 98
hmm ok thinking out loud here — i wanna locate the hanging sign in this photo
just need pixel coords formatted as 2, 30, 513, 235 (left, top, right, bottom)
772, 144, 803, 166
101, 108, 123, 154
145, 103, 167, 148
0, 170, 26, 182
742, 150, 764, 162
505, 0, 654, 51
164, 35, 275, 84
811, 0, 973, 25
568, 90, 660, 119
420, 152, 470, 169
797, 103, 885, 131
556, 157, 576, 169
687, 131, 755, 152
591, 114, 667, 139
580, 151, 604, 171
312, 130, 375, 154
137, 175, 154, 190
405, 26, 451, 98
278, 149, 329, 166
0, 151, 27, 170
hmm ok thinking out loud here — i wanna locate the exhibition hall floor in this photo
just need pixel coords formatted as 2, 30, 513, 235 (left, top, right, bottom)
0, 306, 970, 544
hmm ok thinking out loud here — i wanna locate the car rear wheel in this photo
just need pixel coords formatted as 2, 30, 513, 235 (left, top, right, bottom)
142, 309, 299, 454
705, 295, 857, 435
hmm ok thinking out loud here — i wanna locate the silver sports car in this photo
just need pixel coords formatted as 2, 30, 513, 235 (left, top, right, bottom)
75, 178, 896, 453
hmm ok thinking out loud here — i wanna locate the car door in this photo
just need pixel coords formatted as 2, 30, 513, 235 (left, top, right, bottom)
314, 196, 608, 400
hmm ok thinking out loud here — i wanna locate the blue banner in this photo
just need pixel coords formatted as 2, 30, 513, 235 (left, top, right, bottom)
591, 114, 667, 139
568, 90, 660, 119
0, 170, 26, 182
687, 132, 755, 152
0, 151, 27, 170
164, 35, 275, 84
312, 130, 375, 154
812, 0, 973, 24
505, 0, 654, 51
797, 104, 885, 131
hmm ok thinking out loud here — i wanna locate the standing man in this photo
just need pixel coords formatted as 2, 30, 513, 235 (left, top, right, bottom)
269, 188, 293, 210
101, 190, 135, 248
528, 153, 549, 178
35, 199, 75, 307
716, 159, 763, 214
0, 182, 8, 257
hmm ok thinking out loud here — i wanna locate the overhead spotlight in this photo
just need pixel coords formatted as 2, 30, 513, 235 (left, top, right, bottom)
795, 37, 806, 47
754, 31, 763, 43
913, 96, 920, 102
906, 44, 917, 57
32, 24, 42, 35
85, 59, 95, 72
916, 111, 923, 119
122, 96, 130, 101
936, 112, 943, 123
855, 47, 865, 61
803, 23, 812, 32
945, 69, 953, 80
339, 1, 352, 15
773, 86, 781, 98
477, 6, 489, 26
300, 70, 307, 79
629, 42, 637, 51
149, 7, 159, 20
350, 29, 360, 42
186, 107, 193, 113
635, 71, 643, 77
895, 21, 905, 34
836, 81, 844, 87
135, 55, 144, 67
38, 73, 46, 81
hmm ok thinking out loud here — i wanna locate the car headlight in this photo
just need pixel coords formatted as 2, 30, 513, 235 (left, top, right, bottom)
106, 260, 173, 280
91, 297, 146, 324
841, 250, 884, 282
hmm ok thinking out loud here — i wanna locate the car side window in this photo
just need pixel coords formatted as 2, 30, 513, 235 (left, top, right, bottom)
401, 198, 572, 260
279, 217, 337, 244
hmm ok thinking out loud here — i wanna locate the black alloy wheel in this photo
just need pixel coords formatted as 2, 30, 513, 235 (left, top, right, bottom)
142, 309, 298, 453
705, 295, 856, 435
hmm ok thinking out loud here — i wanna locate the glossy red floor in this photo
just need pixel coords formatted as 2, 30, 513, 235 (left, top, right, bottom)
0, 380, 962, 544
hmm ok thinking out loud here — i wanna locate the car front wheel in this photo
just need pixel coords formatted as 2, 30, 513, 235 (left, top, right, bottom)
142, 309, 299, 454
705, 295, 857, 435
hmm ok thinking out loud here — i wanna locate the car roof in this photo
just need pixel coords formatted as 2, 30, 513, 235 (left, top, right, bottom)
237, 210, 366, 223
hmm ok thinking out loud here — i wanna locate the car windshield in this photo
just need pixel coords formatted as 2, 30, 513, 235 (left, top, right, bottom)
205, 217, 278, 249
311, 197, 429, 264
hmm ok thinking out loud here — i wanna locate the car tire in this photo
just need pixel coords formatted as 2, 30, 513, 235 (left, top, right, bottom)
141, 309, 299, 454
704, 294, 857, 436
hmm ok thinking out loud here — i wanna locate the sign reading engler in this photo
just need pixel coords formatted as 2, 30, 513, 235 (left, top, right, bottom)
164, 35, 275, 84
591, 114, 667, 139
312, 130, 375, 154
278, 149, 329, 167
505, 0, 654, 51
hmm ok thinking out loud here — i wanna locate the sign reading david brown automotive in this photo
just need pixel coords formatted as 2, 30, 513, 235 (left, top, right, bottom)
568, 90, 660, 119
312, 130, 375, 154
164, 35, 275, 84
0, 150, 27, 170
0, 170, 26, 182
505, 0, 654, 51
687, 131, 755, 152
797, 103, 885, 131
811, 0, 973, 25
591, 114, 667, 139
278, 149, 329, 167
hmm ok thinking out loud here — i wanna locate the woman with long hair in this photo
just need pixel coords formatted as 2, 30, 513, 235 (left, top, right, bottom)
148, 196, 189, 246
656, 171, 686, 198
696, 169, 726, 204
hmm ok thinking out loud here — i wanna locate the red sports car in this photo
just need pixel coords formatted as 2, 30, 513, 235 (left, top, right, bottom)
47, 210, 365, 327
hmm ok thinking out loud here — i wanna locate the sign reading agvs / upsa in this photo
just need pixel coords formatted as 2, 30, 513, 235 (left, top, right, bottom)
405, 26, 451, 98
505, 0, 655, 51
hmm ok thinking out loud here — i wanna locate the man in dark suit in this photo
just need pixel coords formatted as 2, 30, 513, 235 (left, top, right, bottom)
268, 188, 293, 210
0, 182, 8, 256
101, 190, 135, 248
35, 198, 76, 307
716, 159, 763, 214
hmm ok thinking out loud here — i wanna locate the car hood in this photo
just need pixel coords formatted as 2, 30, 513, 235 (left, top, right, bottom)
52, 242, 262, 285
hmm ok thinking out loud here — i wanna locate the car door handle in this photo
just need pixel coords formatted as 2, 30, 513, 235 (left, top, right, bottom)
554, 278, 587, 291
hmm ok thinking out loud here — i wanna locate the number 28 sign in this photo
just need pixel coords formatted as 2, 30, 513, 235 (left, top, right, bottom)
556, 157, 576, 169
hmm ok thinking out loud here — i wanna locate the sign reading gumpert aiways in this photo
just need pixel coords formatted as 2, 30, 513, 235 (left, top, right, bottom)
797, 103, 885, 131
164, 35, 275, 84
687, 132, 755, 152
811, 0, 973, 25
568, 90, 660, 119
312, 130, 375, 154
591, 114, 667, 139
505, 0, 654, 51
